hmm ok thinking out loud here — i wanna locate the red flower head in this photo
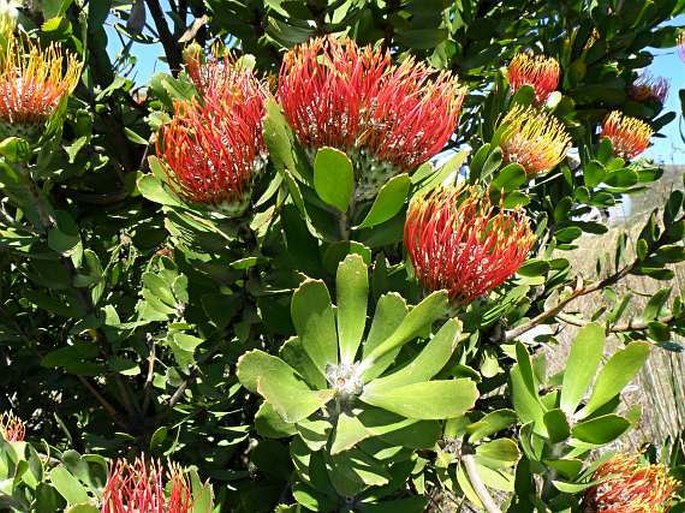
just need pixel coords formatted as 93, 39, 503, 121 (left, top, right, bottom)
279, 36, 465, 198
507, 52, 560, 104
0, 411, 25, 442
404, 184, 535, 304
629, 73, 669, 104
601, 111, 653, 160
584, 454, 678, 513
101, 456, 192, 513
156, 66, 267, 215
498, 105, 571, 176
0, 33, 81, 138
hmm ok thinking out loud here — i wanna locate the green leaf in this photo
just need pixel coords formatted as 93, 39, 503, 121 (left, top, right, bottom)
583, 160, 606, 188
361, 293, 408, 381
543, 409, 571, 443
510, 364, 546, 436
466, 409, 518, 443
578, 342, 650, 418
560, 323, 605, 415
291, 280, 338, 375
571, 414, 630, 444
280, 336, 326, 389
47, 211, 81, 258
360, 379, 478, 419
362, 290, 448, 373
255, 402, 298, 439
491, 163, 526, 192
236, 350, 335, 423
65, 506, 99, 513
336, 254, 368, 364
139, 161, 183, 207
49, 467, 90, 505
367, 318, 461, 391
313, 147, 354, 212
331, 412, 371, 455
475, 439, 520, 469
356, 174, 410, 229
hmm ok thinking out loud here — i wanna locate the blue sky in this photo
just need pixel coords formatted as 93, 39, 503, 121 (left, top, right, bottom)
105, 9, 685, 164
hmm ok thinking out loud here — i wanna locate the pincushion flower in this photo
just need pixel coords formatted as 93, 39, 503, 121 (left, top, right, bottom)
629, 73, 669, 104
279, 36, 466, 198
404, 184, 535, 304
498, 105, 571, 175
583, 454, 678, 513
0, 411, 25, 441
156, 66, 267, 215
507, 52, 560, 104
0, 32, 81, 138
601, 111, 653, 160
102, 456, 192, 513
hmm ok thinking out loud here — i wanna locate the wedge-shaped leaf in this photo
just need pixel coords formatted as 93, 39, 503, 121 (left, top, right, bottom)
543, 409, 571, 443
327, 448, 390, 497
361, 293, 408, 381
331, 412, 370, 455
337, 254, 368, 364
510, 364, 547, 436
356, 496, 427, 513
237, 350, 334, 423
543, 458, 583, 480
466, 409, 518, 443
314, 147, 354, 212
255, 402, 298, 439
360, 379, 477, 419
49, 467, 90, 505
560, 323, 605, 415
364, 318, 461, 391
362, 290, 448, 376
291, 280, 338, 374
571, 414, 630, 444
578, 342, 650, 419
356, 174, 411, 229
297, 418, 332, 451
280, 336, 326, 389
357, 407, 439, 449
475, 438, 521, 470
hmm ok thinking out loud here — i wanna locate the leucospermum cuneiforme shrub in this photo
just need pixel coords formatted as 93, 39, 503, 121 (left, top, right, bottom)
583, 454, 678, 513
0, 32, 81, 138
0, 411, 25, 442
601, 111, 654, 160
404, 184, 535, 304
156, 61, 268, 215
279, 35, 466, 198
507, 52, 560, 104
498, 104, 572, 176
101, 456, 192, 513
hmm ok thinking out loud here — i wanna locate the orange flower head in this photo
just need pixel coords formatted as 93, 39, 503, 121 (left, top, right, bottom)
0, 411, 25, 442
156, 66, 267, 215
507, 52, 560, 104
499, 105, 571, 175
102, 456, 192, 513
584, 454, 678, 513
404, 184, 535, 304
0, 33, 81, 137
601, 111, 653, 160
629, 73, 669, 104
279, 36, 465, 198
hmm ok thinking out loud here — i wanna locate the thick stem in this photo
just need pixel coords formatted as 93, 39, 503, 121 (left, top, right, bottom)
462, 454, 503, 513
145, 0, 183, 74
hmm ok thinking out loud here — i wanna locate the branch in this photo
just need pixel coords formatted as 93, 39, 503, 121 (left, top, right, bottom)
462, 454, 503, 513
504, 260, 637, 341
557, 311, 676, 333
145, 0, 183, 74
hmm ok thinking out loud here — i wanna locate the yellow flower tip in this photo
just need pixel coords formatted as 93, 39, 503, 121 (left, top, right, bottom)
0, 33, 82, 130
0, 411, 25, 442
508, 52, 560, 103
498, 105, 571, 175
601, 111, 653, 160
